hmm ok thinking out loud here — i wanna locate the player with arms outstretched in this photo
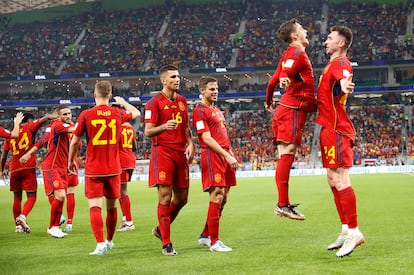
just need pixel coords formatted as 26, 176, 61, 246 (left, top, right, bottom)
265, 18, 316, 220
316, 25, 364, 257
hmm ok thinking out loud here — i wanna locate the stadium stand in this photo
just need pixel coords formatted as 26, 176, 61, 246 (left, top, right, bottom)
0, 0, 413, 77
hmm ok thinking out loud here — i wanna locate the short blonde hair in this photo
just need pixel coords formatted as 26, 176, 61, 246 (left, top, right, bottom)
95, 81, 112, 97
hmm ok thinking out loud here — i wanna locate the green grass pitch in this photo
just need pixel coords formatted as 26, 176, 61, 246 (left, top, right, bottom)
0, 173, 413, 274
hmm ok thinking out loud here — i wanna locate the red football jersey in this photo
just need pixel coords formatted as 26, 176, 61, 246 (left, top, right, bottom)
73, 104, 132, 177
42, 119, 72, 170
266, 45, 315, 111
144, 92, 189, 151
3, 120, 43, 171
0, 126, 12, 138
36, 120, 55, 170
192, 103, 231, 149
119, 123, 136, 169
315, 57, 356, 135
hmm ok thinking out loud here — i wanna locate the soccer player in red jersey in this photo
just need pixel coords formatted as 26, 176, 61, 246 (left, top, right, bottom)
112, 104, 138, 232
41, 106, 74, 238
192, 77, 238, 252
265, 18, 316, 220
20, 108, 69, 228
0, 112, 56, 233
22, 107, 74, 237
144, 64, 194, 256
316, 25, 364, 257
68, 80, 140, 255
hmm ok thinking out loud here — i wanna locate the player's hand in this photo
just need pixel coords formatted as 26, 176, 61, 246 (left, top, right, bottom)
164, 119, 178, 131
113, 96, 127, 106
265, 103, 273, 112
340, 74, 355, 94
19, 154, 30, 164
67, 162, 78, 175
225, 155, 239, 171
279, 77, 291, 89
14, 112, 24, 125
185, 144, 195, 164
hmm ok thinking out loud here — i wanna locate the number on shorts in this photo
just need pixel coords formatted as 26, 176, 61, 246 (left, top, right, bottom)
324, 145, 336, 164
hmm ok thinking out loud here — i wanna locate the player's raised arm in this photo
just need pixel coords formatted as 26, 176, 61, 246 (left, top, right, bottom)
10, 112, 24, 139
113, 96, 141, 120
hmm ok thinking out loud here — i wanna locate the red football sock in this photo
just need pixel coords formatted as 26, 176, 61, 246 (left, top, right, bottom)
22, 193, 37, 217
119, 195, 132, 222
199, 194, 228, 237
90, 206, 104, 243
207, 201, 221, 245
275, 154, 294, 207
331, 187, 347, 224
13, 195, 22, 222
66, 193, 75, 224
106, 207, 117, 241
158, 203, 171, 246
338, 186, 358, 228
50, 198, 64, 228
200, 197, 226, 237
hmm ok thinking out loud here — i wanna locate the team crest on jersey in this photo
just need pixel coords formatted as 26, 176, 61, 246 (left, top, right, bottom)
53, 180, 59, 188
178, 101, 185, 111
214, 173, 222, 183
159, 171, 166, 181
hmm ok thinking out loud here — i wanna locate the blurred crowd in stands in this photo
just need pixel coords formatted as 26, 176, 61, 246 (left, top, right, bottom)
0, 0, 412, 77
